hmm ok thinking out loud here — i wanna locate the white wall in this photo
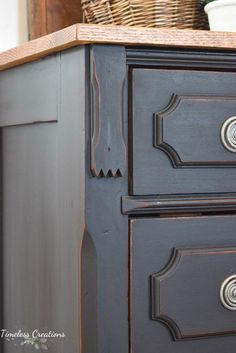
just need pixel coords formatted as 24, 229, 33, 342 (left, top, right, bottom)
0, 0, 28, 52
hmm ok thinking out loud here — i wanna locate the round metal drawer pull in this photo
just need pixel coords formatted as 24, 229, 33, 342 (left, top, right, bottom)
221, 117, 236, 152
220, 275, 236, 310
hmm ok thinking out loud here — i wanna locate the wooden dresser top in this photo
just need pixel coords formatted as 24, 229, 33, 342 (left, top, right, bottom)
1, 23, 236, 71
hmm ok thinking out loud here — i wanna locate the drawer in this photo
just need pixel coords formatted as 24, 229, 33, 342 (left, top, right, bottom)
131, 68, 236, 195
130, 215, 236, 353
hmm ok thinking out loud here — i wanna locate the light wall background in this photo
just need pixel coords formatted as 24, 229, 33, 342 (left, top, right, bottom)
0, 0, 28, 52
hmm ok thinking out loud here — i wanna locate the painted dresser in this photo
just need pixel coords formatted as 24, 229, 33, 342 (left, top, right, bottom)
1, 24, 236, 352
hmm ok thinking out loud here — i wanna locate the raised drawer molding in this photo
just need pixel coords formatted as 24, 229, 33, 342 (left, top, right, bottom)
132, 63, 236, 195
131, 216, 236, 353
152, 247, 236, 340
155, 94, 236, 167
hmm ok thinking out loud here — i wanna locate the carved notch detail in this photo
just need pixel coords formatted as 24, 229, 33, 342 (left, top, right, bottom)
90, 45, 127, 178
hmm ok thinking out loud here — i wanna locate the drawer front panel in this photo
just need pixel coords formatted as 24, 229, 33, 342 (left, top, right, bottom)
155, 95, 236, 167
132, 69, 236, 194
152, 246, 236, 339
130, 216, 236, 353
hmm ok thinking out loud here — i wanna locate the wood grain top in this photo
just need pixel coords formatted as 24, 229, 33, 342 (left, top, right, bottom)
1, 23, 236, 71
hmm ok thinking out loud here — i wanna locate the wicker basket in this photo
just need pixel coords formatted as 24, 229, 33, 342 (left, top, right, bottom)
82, 0, 208, 29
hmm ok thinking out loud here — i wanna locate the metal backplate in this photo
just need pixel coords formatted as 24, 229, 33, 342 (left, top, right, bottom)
220, 275, 236, 310
221, 117, 236, 153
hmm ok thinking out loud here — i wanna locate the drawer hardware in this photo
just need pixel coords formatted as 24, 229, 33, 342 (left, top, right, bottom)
221, 117, 236, 152
220, 275, 236, 310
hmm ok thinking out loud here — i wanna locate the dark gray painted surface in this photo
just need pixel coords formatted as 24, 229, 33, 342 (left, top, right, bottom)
0, 55, 60, 127
90, 45, 127, 177
0, 44, 130, 353
132, 69, 236, 195
1, 47, 85, 353
83, 45, 129, 353
2, 44, 236, 353
152, 246, 236, 339
131, 216, 236, 353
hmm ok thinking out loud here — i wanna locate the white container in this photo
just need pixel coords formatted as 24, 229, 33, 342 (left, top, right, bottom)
205, 0, 236, 31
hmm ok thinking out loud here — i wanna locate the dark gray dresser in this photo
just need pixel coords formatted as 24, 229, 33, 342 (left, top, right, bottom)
1, 24, 236, 353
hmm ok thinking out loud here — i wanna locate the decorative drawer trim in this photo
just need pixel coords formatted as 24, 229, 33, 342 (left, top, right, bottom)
126, 49, 236, 70
152, 246, 236, 340
154, 94, 236, 168
122, 194, 236, 215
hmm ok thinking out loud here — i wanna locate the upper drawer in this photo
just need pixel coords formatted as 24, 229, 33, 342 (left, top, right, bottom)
131, 68, 236, 195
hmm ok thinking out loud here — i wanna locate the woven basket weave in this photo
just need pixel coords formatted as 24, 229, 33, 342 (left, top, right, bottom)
82, 0, 208, 29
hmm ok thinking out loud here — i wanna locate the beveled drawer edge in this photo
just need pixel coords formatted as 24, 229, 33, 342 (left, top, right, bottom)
126, 48, 236, 69
122, 194, 236, 215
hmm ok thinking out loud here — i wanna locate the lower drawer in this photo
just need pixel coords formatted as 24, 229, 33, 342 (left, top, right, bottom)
130, 215, 236, 353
